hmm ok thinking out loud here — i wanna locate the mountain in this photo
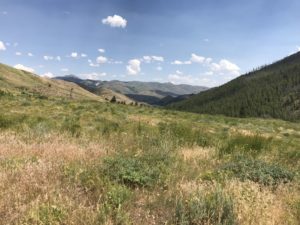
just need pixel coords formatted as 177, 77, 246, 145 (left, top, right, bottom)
0, 63, 102, 101
55, 75, 208, 105
168, 52, 300, 121
156, 94, 195, 106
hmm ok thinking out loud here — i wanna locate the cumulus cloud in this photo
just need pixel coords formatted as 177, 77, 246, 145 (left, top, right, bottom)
71, 52, 78, 58
14, 64, 35, 73
98, 48, 105, 53
42, 72, 55, 78
96, 56, 108, 64
168, 70, 214, 86
127, 59, 141, 75
61, 68, 69, 72
44, 55, 61, 61
190, 53, 206, 64
297, 46, 300, 52
0, 41, 6, 51
28, 53, 34, 57
190, 54, 212, 64
210, 59, 240, 76
171, 60, 191, 65
88, 59, 99, 67
156, 66, 163, 71
81, 53, 87, 58
142, 55, 164, 63
80, 72, 107, 80
15, 52, 22, 56
44, 55, 54, 60
102, 15, 127, 28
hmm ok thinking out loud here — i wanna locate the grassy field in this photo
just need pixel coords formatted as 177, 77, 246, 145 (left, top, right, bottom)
0, 91, 299, 225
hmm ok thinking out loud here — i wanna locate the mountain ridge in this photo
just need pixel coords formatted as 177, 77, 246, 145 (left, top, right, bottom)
168, 52, 300, 121
55, 75, 208, 105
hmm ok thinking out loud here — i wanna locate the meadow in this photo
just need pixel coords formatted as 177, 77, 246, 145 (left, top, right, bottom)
0, 91, 299, 225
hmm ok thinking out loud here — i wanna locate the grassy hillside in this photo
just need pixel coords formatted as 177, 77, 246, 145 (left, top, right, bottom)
169, 52, 300, 121
56, 75, 207, 105
95, 87, 139, 104
0, 63, 103, 101
0, 92, 299, 224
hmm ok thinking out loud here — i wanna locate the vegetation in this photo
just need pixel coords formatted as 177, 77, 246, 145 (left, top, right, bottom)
169, 52, 300, 121
0, 90, 299, 224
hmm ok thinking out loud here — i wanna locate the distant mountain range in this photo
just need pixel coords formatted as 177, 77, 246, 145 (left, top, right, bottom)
55, 75, 208, 105
169, 52, 300, 121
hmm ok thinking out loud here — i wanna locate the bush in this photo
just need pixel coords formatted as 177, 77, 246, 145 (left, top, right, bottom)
219, 134, 271, 158
61, 117, 81, 137
219, 157, 294, 186
26, 204, 66, 225
158, 122, 211, 147
175, 189, 236, 225
102, 153, 172, 188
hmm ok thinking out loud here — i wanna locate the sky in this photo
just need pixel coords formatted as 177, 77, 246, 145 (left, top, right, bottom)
0, 0, 299, 87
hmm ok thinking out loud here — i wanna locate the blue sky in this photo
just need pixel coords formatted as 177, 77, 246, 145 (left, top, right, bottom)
0, 0, 299, 87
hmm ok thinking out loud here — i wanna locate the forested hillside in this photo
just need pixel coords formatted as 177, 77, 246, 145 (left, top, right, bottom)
169, 52, 300, 121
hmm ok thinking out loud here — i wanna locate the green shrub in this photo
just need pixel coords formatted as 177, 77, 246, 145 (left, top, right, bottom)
158, 122, 211, 147
61, 117, 81, 137
96, 118, 120, 136
175, 189, 236, 225
219, 134, 271, 158
0, 114, 27, 129
26, 204, 66, 225
219, 157, 294, 186
102, 153, 172, 188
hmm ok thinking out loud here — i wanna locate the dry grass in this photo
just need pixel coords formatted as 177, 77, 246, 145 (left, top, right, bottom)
0, 132, 109, 225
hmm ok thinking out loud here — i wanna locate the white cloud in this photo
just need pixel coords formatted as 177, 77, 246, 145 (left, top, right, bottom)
143, 55, 164, 63
171, 60, 191, 65
44, 55, 54, 60
71, 52, 78, 58
191, 53, 206, 64
111, 60, 123, 64
127, 59, 141, 75
102, 15, 127, 28
42, 72, 55, 78
15, 52, 22, 56
44, 55, 61, 61
297, 46, 300, 52
0, 41, 6, 51
156, 66, 163, 71
98, 48, 105, 53
168, 72, 214, 86
210, 59, 240, 76
190, 54, 212, 64
80, 72, 107, 80
88, 59, 99, 67
152, 56, 164, 62
14, 64, 35, 73
28, 53, 34, 57
96, 56, 108, 64
61, 68, 69, 72
168, 73, 196, 85
81, 53, 87, 58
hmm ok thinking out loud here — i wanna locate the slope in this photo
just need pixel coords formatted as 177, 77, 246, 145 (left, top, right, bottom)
0, 63, 102, 101
169, 52, 300, 121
